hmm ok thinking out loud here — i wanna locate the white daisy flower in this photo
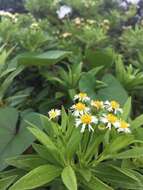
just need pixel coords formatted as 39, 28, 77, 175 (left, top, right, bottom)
48, 109, 61, 120
104, 100, 123, 114
114, 120, 131, 133
71, 102, 90, 116
100, 114, 118, 130
75, 114, 98, 133
56, 5, 72, 19
74, 92, 90, 102
91, 100, 104, 110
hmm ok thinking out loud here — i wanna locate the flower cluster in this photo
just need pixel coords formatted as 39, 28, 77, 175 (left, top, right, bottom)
0, 10, 18, 22
48, 92, 131, 134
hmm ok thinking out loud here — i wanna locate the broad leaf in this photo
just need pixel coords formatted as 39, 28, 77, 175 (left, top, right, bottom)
97, 74, 128, 105
18, 51, 71, 66
62, 166, 77, 190
6, 155, 47, 170
9, 164, 61, 190
79, 72, 97, 99
0, 107, 42, 171
85, 48, 114, 69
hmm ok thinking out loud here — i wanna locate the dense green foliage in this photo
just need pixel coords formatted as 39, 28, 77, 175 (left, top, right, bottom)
0, 0, 143, 189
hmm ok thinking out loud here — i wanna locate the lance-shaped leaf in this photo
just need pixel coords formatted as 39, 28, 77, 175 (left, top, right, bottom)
9, 164, 61, 190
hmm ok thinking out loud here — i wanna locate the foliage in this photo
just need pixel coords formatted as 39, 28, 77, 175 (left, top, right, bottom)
0, 1, 143, 189
2, 96, 143, 190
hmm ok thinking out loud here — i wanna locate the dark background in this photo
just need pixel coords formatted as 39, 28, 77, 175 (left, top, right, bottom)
0, 0, 25, 12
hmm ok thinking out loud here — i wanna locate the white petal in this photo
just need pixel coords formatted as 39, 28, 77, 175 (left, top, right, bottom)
106, 123, 111, 130
125, 128, 131, 133
100, 117, 108, 123
88, 124, 94, 132
56, 5, 72, 19
75, 119, 81, 127
74, 111, 80, 117
92, 116, 98, 124
114, 121, 120, 128
81, 124, 86, 133
104, 100, 110, 105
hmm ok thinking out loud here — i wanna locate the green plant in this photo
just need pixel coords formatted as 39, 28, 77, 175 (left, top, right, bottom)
2, 94, 143, 190
115, 54, 143, 92
0, 45, 25, 105
120, 25, 143, 58
24, 0, 57, 18
0, 107, 42, 171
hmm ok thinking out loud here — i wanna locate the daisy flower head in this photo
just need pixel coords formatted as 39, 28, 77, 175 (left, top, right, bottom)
104, 100, 123, 114
75, 114, 98, 133
74, 92, 90, 102
91, 100, 104, 110
100, 113, 118, 130
71, 102, 90, 116
114, 120, 131, 133
56, 5, 72, 19
48, 109, 61, 120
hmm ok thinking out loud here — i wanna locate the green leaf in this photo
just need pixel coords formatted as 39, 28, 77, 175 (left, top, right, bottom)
9, 164, 61, 190
32, 143, 62, 166
0, 107, 42, 171
66, 129, 82, 160
28, 126, 57, 151
122, 97, 132, 120
131, 114, 143, 129
78, 168, 92, 182
84, 176, 113, 190
94, 163, 143, 189
113, 147, 143, 159
61, 106, 68, 132
61, 166, 77, 190
6, 155, 47, 170
0, 175, 17, 190
79, 72, 97, 99
97, 74, 128, 105
85, 48, 114, 69
18, 51, 71, 66
0, 66, 24, 100
28, 126, 64, 166
104, 135, 134, 154
84, 134, 103, 162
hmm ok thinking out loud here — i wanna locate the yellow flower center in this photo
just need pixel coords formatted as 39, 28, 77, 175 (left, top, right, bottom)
50, 112, 57, 118
92, 101, 103, 109
81, 114, 92, 124
111, 101, 120, 109
79, 92, 87, 99
75, 102, 86, 111
107, 114, 117, 123
120, 121, 129, 128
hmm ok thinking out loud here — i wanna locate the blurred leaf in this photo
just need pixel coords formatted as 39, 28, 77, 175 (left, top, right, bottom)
62, 166, 77, 190
18, 51, 71, 66
97, 74, 128, 105
0, 107, 42, 171
122, 97, 132, 120
85, 48, 114, 69
0, 175, 17, 190
79, 73, 97, 99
